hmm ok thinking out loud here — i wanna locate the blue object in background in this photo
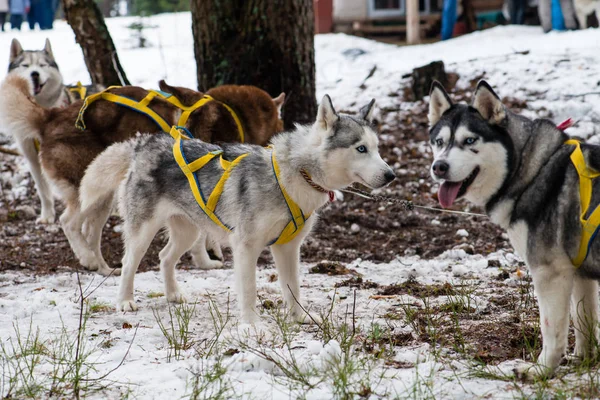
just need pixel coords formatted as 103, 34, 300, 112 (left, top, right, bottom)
441, 0, 457, 40
551, 0, 566, 30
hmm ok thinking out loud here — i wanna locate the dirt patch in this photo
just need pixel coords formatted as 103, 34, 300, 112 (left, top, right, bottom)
309, 261, 357, 276
378, 277, 455, 297
335, 276, 379, 290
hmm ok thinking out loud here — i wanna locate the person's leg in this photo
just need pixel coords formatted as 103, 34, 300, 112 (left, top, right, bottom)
538, 0, 552, 32
0, 12, 6, 31
559, 0, 578, 29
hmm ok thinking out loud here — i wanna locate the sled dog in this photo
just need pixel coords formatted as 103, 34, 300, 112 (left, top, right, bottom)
79, 95, 395, 323
428, 80, 600, 378
574, 0, 600, 28
5, 38, 96, 223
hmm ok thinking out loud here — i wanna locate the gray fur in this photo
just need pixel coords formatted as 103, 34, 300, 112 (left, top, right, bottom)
428, 80, 600, 379
80, 97, 395, 323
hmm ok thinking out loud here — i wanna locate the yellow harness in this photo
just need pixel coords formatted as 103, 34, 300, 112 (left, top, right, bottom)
169, 126, 309, 245
566, 139, 600, 267
68, 81, 87, 100
75, 87, 245, 143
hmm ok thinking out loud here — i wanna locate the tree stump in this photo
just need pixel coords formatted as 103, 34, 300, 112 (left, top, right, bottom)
411, 61, 447, 101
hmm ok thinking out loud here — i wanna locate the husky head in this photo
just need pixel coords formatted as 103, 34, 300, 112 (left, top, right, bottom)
313, 95, 396, 189
8, 38, 64, 107
428, 80, 513, 209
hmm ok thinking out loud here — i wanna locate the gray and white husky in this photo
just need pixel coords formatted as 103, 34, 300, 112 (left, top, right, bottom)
6, 38, 88, 223
428, 80, 600, 378
79, 95, 396, 323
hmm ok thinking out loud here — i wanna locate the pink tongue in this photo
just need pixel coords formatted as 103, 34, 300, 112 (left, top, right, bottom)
438, 181, 462, 208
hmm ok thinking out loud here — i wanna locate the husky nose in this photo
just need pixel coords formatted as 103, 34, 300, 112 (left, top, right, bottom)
432, 160, 449, 178
31, 71, 39, 79
384, 170, 396, 183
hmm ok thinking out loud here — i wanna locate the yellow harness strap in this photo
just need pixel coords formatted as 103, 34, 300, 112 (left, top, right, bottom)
75, 88, 245, 142
169, 127, 308, 245
566, 139, 600, 267
170, 126, 247, 231
269, 148, 311, 245
68, 81, 87, 100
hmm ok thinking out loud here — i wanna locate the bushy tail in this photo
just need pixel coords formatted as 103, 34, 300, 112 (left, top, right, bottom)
0, 75, 48, 142
80, 140, 137, 214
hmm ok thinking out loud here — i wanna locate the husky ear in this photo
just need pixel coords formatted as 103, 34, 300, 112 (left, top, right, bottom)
359, 99, 376, 122
272, 92, 285, 116
472, 80, 506, 124
10, 39, 23, 63
316, 94, 338, 131
158, 80, 204, 106
43, 38, 54, 59
428, 81, 452, 127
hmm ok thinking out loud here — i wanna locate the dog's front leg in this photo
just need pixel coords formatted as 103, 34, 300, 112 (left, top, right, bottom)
231, 239, 263, 324
160, 217, 201, 303
522, 262, 575, 378
19, 138, 55, 223
271, 237, 320, 325
571, 275, 599, 360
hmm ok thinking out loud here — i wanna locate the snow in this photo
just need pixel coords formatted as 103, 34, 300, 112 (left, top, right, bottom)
1, 12, 600, 399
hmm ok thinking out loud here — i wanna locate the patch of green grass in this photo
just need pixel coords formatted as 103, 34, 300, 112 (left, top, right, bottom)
147, 291, 164, 299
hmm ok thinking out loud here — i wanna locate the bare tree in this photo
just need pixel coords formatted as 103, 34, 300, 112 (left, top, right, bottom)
63, 0, 130, 87
191, 0, 316, 129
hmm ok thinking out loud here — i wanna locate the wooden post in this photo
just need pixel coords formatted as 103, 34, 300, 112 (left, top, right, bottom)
406, 0, 420, 44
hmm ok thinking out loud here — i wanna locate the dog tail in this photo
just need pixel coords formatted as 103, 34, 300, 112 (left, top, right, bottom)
80, 140, 136, 214
0, 75, 48, 141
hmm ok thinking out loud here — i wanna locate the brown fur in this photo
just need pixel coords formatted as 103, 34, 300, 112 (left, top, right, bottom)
21, 79, 283, 189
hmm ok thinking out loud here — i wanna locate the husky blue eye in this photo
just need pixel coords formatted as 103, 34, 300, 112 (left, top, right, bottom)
356, 145, 367, 153
436, 138, 443, 146
464, 137, 477, 145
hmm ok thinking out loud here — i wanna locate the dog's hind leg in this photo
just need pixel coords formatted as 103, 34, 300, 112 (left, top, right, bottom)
571, 276, 599, 359
160, 216, 200, 303
190, 234, 223, 270
60, 194, 111, 275
19, 138, 55, 223
271, 238, 320, 325
117, 218, 163, 311
80, 196, 116, 276
206, 235, 224, 261
231, 238, 264, 324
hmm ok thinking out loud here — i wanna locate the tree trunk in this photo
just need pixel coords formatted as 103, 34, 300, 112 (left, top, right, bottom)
191, 0, 316, 129
62, 0, 130, 87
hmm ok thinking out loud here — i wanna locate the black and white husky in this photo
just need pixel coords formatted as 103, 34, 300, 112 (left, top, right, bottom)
79, 95, 396, 323
428, 80, 600, 378
5, 39, 92, 223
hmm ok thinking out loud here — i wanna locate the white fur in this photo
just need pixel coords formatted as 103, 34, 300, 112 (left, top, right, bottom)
431, 125, 509, 207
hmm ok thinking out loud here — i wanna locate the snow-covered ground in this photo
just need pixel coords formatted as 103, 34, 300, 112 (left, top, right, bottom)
1, 12, 600, 399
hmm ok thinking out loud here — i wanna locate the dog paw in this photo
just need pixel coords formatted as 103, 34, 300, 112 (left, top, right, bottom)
98, 266, 121, 276
513, 362, 552, 381
295, 311, 322, 325
118, 299, 138, 312
167, 292, 187, 304
36, 212, 56, 224
195, 259, 224, 270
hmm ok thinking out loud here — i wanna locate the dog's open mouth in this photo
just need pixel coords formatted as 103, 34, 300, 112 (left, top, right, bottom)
438, 167, 480, 208
32, 78, 44, 95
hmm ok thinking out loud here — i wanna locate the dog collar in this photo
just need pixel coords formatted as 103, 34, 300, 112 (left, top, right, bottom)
300, 169, 335, 202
